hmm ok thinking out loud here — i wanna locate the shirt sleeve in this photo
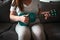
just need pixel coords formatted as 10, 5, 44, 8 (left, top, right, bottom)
10, 0, 16, 11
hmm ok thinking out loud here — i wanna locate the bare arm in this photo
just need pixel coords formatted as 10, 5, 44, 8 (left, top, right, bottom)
38, 1, 50, 20
10, 11, 29, 23
10, 0, 29, 23
10, 0, 20, 22
38, 8, 50, 20
10, 0, 23, 22
10, 11, 20, 21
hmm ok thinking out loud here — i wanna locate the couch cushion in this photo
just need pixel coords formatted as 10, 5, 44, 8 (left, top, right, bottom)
0, 23, 12, 34
0, 31, 18, 40
44, 23, 60, 40
0, 23, 18, 40
0, 0, 12, 22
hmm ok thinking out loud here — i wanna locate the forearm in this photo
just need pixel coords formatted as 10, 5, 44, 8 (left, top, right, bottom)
10, 15, 20, 22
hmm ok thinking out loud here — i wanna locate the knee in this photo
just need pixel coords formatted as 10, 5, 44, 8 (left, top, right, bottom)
32, 25, 46, 40
18, 30, 31, 40
32, 25, 43, 36
16, 27, 31, 40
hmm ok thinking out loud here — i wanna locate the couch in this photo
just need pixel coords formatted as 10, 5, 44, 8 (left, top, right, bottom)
0, 0, 60, 40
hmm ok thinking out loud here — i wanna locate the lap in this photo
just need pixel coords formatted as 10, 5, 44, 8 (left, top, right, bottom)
31, 24, 44, 31
15, 23, 44, 34
15, 23, 31, 40
15, 23, 30, 36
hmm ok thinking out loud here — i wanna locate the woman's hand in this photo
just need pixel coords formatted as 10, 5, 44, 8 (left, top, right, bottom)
18, 16, 29, 23
41, 11, 50, 20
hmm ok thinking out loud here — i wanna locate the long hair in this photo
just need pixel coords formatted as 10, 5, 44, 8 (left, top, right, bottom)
11, 0, 24, 11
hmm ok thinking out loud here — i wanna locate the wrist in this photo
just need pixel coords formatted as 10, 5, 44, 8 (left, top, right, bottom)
13, 16, 20, 22
17, 16, 21, 22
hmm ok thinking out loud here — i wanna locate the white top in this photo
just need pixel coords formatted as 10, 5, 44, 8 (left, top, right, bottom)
10, 0, 41, 15
10, 0, 41, 24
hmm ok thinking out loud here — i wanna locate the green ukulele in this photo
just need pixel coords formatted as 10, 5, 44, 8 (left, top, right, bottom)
50, 9, 57, 17
18, 12, 36, 26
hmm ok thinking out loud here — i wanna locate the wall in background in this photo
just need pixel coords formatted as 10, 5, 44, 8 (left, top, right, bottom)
40, 0, 60, 2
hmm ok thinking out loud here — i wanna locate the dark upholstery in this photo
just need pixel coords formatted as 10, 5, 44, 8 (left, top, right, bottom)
40, 1, 60, 23
0, 23, 18, 40
0, 0, 11, 22
43, 23, 60, 40
40, 1, 60, 40
0, 0, 18, 40
0, 0, 60, 40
